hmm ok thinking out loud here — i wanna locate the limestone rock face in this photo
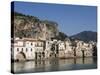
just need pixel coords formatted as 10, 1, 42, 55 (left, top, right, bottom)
12, 12, 59, 40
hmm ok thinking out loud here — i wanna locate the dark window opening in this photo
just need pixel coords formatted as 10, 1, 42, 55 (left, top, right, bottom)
17, 48, 19, 52
31, 43, 33, 46
31, 48, 32, 52
22, 48, 23, 52
26, 48, 28, 52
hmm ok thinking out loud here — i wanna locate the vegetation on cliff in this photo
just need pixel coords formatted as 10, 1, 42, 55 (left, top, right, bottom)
12, 12, 62, 40
12, 12, 97, 42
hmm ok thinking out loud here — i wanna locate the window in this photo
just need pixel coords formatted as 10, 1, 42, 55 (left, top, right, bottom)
31, 48, 32, 52
88, 44, 90, 47
42, 52, 45, 57
22, 48, 23, 52
17, 48, 19, 52
26, 48, 28, 52
31, 43, 33, 46
82, 42, 84, 45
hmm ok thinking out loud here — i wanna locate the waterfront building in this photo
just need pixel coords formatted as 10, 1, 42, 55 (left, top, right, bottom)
75, 40, 93, 57
11, 37, 45, 61
11, 37, 95, 61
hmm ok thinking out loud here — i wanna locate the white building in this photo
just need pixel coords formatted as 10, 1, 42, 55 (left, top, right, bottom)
11, 38, 45, 61
11, 37, 95, 61
75, 40, 93, 57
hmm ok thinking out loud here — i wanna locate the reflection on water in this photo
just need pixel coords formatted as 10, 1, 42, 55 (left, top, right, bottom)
12, 57, 97, 73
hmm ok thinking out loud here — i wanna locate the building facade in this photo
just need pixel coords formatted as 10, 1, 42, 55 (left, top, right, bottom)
11, 38, 45, 61
11, 37, 95, 61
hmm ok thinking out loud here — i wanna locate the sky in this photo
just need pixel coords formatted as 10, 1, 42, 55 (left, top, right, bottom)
12, 1, 97, 36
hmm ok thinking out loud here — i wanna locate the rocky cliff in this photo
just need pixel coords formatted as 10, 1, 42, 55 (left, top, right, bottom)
12, 12, 59, 40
